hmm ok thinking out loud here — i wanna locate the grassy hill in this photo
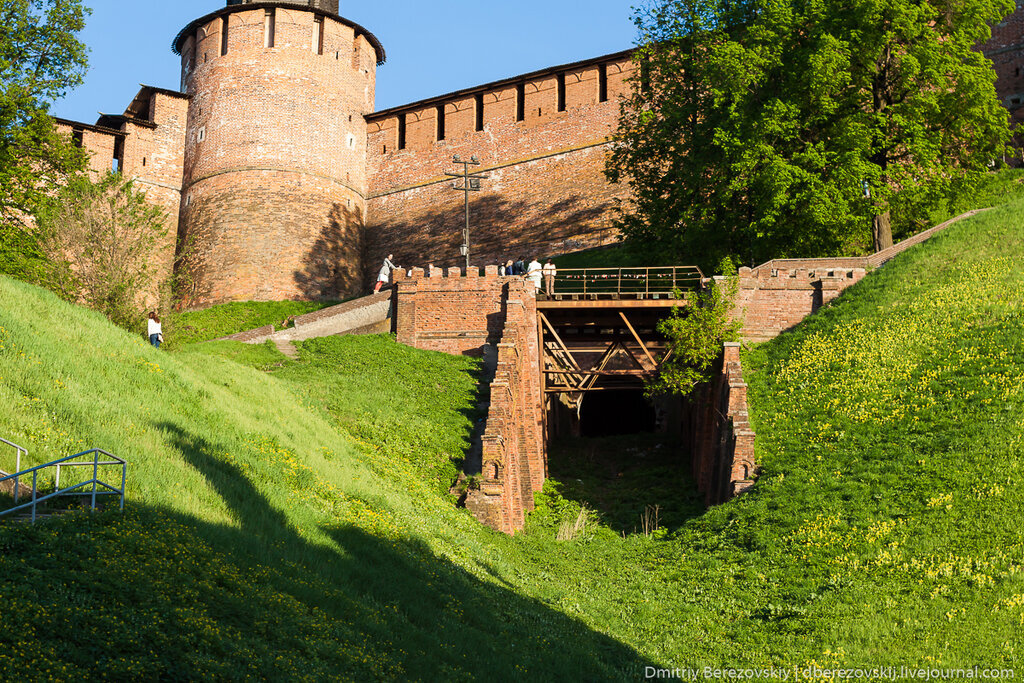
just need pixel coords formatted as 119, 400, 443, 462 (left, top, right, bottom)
1, 200, 1022, 678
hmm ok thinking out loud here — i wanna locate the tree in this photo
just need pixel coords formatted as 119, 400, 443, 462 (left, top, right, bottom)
646, 258, 742, 398
35, 173, 168, 329
607, 0, 1014, 270
0, 0, 89, 241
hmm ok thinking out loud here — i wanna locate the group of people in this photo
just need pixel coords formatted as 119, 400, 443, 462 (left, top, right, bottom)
374, 254, 560, 295
498, 257, 558, 295
372, 252, 561, 292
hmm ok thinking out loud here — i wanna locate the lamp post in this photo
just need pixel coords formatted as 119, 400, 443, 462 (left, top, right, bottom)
445, 155, 488, 270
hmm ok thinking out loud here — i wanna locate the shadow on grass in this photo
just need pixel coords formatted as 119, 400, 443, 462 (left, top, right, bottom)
0, 423, 657, 679
547, 434, 705, 535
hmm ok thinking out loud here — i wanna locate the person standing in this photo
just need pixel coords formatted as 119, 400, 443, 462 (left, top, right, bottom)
527, 257, 543, 292
512, 256, 526, 276
498, 262, 506, 276
543, 259, 557, 295
374, 254, 397, 293
147, 312, 163, 349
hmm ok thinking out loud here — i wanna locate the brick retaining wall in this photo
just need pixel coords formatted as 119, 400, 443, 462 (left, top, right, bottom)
395, 268, 544, 533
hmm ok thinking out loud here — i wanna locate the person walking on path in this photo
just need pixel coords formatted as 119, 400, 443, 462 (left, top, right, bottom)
374, 254, 397, 293
543, 259, 557, 295
527, 257, 543, 292
147, 312, 163, 349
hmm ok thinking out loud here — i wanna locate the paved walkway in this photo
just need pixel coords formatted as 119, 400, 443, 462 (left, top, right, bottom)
273, 339, 299, 360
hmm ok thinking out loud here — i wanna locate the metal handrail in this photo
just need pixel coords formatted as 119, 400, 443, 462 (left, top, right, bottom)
544, 266, 706, 297
0, 448, 127, 523
0, 437, 26, 504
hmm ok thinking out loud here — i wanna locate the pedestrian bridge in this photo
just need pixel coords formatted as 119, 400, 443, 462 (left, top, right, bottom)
535, 266, 706, 420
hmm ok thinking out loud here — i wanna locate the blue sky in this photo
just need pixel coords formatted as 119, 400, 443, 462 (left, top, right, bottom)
54, 0, 640, 123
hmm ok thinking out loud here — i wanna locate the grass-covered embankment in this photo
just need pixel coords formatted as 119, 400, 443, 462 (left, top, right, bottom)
0, 197, 1022, 677
169, 299, 340, 347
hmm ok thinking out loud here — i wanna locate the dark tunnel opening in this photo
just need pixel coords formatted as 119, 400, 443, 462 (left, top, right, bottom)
579, 388, 657, 437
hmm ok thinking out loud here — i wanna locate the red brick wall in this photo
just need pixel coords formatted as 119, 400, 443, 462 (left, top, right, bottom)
985, 4, 1024, 125
395, 267, 544, 534
394, 265, 510, 356
178, 6, 377, 305
687, 344, 757, 505
731, 209, 984, 341
732, 266, 868, 343
364, 53, 635, 280
121, 92, 189, 301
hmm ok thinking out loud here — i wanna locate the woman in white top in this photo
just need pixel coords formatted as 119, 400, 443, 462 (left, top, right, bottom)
148, 311, 163, 349
526, 258, 543, 292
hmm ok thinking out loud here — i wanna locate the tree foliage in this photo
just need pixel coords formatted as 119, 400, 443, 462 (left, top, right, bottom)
0, 0, 89, 229
35, 173, 168, 329
647, 258, 742, 398
608, 0, 1014, 271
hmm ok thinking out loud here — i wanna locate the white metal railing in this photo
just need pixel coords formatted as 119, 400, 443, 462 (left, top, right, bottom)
0, 441, 127, 523
0, 437, 26, 502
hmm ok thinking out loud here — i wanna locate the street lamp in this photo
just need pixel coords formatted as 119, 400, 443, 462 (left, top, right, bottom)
445, 155, 488, 270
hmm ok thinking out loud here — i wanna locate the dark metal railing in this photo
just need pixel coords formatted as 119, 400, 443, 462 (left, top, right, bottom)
538, 266, 705, 298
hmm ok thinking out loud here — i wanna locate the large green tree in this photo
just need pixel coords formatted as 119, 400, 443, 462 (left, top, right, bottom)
607, 0, 1014, 269
0, 0, 89, 277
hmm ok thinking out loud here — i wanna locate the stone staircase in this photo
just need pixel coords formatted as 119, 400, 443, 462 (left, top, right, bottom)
219, 291, 394, 350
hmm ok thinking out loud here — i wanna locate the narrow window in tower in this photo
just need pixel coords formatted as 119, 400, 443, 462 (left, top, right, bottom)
197, 127, 206, 143
475, 93, 484, 132
436, 105, 446, 141
598, 63, 609, 102
264, 9, 276, 49
557, 73, 566, 112
397, 114, 406, 150
313, 17, 324, 55
112, 137, 124, 174
516, 83, 525, 122
221, 17, 229, 56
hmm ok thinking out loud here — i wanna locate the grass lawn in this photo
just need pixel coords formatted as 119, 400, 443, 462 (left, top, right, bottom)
0, 197, 1022, 677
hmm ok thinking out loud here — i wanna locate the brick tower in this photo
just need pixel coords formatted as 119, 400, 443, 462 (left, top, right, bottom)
173, 2, 384, 305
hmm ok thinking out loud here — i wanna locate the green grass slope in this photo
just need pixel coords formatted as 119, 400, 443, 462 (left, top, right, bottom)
0, 200, 1022, 678
170, 299, 340, 347
0, 281, 645, 680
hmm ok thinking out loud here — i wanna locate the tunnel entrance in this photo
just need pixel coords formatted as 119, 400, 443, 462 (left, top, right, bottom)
579, 388, 657, 437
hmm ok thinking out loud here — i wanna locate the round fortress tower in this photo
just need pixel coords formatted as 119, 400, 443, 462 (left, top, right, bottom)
173, 1, 384, 305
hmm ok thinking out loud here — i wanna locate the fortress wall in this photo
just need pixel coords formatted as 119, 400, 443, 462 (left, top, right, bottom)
364, 53, 635, 281
395, 267, 544, 534
686, 344, 757, 505
55, 122, 121, 177
732, 266, 868, 343
178, 6, 376, 305
119, 91, 189, 295
732, 209, 985, 342
986, 5, 1024, 125
394, 265, 513, 357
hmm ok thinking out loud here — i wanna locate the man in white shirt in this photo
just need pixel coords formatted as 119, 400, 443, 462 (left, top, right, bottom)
542, 259, 557, 295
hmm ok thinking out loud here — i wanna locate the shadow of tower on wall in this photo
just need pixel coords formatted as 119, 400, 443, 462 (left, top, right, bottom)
294, 203, 365, 301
